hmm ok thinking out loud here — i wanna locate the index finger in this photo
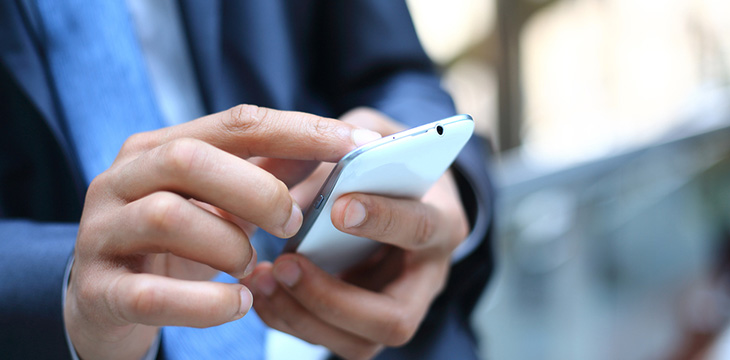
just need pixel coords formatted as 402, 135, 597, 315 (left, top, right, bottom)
139, 105, 382, 162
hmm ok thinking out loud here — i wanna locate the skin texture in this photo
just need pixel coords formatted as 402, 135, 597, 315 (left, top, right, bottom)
65, 105, 382, 360
65, 105, 469, 360
242, 108, 470, 360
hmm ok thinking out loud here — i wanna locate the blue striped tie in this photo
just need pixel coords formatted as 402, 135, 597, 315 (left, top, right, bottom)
35, 0, 164, 183
35, 1, 268, 358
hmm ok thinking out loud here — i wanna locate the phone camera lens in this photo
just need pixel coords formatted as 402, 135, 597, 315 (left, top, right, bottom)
436, 125, 444, 136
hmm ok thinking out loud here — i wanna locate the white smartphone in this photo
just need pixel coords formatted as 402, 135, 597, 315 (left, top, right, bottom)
283, 114, 475, 273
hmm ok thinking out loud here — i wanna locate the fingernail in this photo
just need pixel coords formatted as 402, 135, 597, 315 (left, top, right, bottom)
284, 202, 303, 237
254, 272, 277, 297
243, 257, 256, 278
352, 129, 382, 147
273, 259, 301, 287
240, 287, 253, 315
344, 199, 367, 228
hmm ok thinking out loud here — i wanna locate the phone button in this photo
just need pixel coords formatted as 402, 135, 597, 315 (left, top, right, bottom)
313, 194, 325, 209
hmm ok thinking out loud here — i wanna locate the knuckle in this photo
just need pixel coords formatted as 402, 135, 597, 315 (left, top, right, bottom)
307, 116, 350, 158
142, 193, 184, 234
373, 201, 397, 239
159, 138, 207, 178
412, 207, 435, 249
380, 216, 396, 240
76, 194, 116, 256
76, 273, 126, 328
74, 274, 99, 308
127, 279, 165, 320
259, 178, 292, 219
382, 309, 418, 347
76, 214, 111, 256
85, 171, 111, 202
224, 104, 267, 134
309, 116, 338, 142
120, 132, 151, 155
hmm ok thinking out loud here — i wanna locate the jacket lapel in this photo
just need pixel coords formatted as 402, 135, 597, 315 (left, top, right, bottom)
0, 0, 84, 194
0, 0, 71, 154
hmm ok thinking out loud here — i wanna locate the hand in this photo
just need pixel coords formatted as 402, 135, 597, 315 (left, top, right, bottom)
243, 108, 470, 359
64, 105, 382, 360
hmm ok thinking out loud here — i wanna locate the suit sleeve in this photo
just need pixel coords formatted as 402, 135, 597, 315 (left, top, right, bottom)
0, 221, 77, 359
315, 1, 495, 359
0, 40, 83, 357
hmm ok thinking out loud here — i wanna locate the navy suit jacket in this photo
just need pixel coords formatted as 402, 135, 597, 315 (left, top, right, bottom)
0, 1, 494, 358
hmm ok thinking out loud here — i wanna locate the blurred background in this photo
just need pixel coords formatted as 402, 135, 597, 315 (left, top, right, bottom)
405, 0, 730, 359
